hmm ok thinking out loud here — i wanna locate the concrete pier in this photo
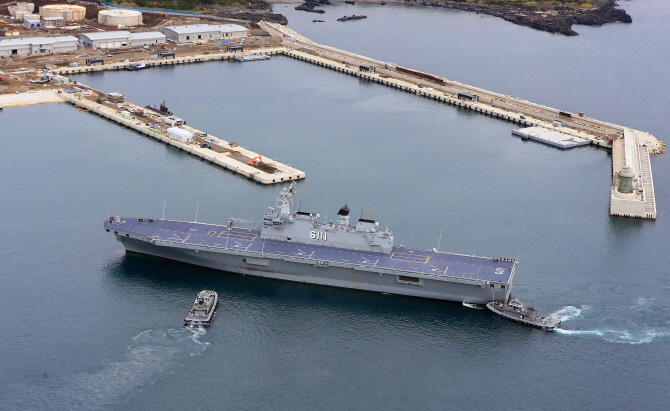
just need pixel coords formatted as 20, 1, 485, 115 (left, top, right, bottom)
58, 86, 304, 185
0, 90, 65, 108
260, 22, 661, 219
610, 129, 657, 219
51, 48, 285, 76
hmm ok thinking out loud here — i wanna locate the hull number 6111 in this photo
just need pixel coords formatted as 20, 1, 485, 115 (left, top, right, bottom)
310, 231, 327, 241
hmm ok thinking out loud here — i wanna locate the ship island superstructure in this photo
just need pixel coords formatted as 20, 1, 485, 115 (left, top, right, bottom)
104, 184, 515, 304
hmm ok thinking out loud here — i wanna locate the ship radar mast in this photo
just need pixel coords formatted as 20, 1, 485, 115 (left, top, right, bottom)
276, 182, 296, 217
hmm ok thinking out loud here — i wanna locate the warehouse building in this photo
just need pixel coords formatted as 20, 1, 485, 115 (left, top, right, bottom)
161, 24, 248, 42
128, 31, 166, 46
0, 35, 78, 57
0, 38, 31, 56
79, 31, 166, 49
79, 31, 130, 49
23, 18, 41, 28
41, 16, 65, 27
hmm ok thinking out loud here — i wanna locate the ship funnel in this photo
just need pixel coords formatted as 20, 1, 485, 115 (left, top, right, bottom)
337, 205, 350, 229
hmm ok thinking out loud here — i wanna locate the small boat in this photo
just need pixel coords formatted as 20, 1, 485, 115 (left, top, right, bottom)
184, 290, 218, 325
487, 299, 560, 330
126, 62, 149, 71
312, 20, 325, 23
233, 54, 271, 62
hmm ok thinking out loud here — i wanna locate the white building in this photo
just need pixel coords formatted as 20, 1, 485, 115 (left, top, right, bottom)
161, 24, 248, 43
79, 31, 130, 49
0, 38, 31, 56
128, 31, 166, 46
0, 35, 78, 57
79, 31, 167, 49
41, 16, 65, 27
167, 127, 193, 143
23, 18, 40, 28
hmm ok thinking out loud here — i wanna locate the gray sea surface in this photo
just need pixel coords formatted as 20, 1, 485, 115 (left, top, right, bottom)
1, 1, 668, 409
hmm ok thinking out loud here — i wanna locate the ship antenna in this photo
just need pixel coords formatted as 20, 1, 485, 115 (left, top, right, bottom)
436, 228, 442, 252
400, 236, 404, 248
195, 200, 199, 223
360, 196, 366, 219
162, 197, 166, 220
261, 231, 267, 256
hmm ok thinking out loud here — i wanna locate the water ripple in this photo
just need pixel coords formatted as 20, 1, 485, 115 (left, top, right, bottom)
553, 300, 670, 344
5, 326, 209, 411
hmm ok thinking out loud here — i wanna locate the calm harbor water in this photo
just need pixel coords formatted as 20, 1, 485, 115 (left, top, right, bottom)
1, 1, 668, 409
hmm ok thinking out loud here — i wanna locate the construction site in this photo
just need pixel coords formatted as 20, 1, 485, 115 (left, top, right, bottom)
0, 0, 276, 92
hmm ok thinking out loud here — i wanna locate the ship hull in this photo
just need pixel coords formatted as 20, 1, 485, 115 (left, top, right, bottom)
118, 236, 511, 304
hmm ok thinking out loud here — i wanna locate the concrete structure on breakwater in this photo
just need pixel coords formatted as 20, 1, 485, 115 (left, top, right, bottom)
51, 47, 284, 75
259, 22, 660, 220
56, 84, 303, 185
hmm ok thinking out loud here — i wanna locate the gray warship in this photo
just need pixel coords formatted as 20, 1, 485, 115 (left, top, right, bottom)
104, 184, 515, 304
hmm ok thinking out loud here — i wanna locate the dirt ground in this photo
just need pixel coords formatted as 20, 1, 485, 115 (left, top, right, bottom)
0, 24, 280, 94
1, 35, 278, 71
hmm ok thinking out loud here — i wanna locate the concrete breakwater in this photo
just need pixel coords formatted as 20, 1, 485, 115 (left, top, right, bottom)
58, 82, 304, 185
51, 47, 285, 76
261, 22, 659, 219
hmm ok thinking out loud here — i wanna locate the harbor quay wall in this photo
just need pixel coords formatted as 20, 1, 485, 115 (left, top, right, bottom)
282, 48, 611, 149
58, 85, 304, 185
51, 47, 286, 76
261, 22, 658, 219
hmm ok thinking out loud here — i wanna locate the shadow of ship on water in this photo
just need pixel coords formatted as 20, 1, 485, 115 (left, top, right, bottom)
102, 252, 538, 336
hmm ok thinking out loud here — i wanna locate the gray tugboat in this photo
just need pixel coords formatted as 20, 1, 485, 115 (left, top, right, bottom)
104, 183, 516, 304
487, 299, 560, 330
184, 290, 218, 325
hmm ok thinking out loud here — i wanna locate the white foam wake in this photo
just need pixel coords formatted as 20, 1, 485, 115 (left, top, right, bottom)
550, 305, 589, 322
552, 301, 670, 344
7, 326, 209, 410
555, 327, 670, 344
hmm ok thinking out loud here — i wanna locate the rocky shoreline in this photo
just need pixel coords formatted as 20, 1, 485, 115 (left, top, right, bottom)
289, 0, 631, 36
399, 0, 632, 36
216, 0, 631, 36
214, 3, 289, 25
295, 0, 330, 14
